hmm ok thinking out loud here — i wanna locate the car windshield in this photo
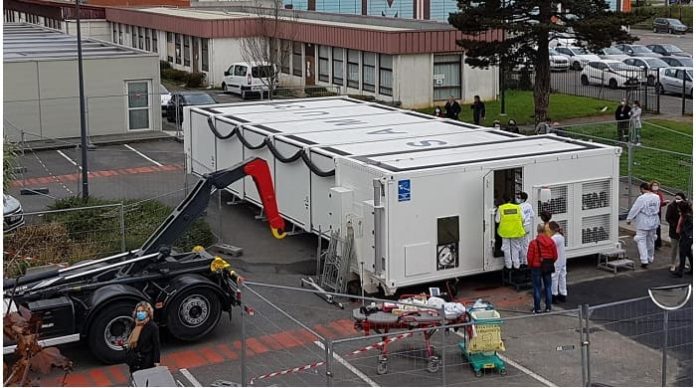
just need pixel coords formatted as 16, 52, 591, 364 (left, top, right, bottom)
571, 48, 588, 55
159, 84, 169, 94
667, 19, 685, 26
662, 44, 683, 53
252, 65, 274, 78
549, 49, 561, 55
604, 47, 624, 55
678, 58, 693, 67
645, 58, 669, 68
184, 93, 216, 104
608, 62, 635, 71
631, 46, 653, 54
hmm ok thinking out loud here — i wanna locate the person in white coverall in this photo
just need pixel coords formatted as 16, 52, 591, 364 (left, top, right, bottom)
549, 221, 567, 303
518, 192, 535, 266
627, 182, 661, 268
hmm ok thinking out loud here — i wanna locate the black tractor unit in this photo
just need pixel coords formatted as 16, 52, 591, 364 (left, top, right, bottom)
3, 158, 286, 364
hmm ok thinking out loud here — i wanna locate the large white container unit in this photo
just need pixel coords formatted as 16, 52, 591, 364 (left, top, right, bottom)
332, 135, 621, 294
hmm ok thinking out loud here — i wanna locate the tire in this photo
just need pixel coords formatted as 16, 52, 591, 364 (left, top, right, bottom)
166, 110, 174, 123
647, 75, 655, 86
241, 90, 247, 100
655, 83, 664, 95
609, 78, 618, 89
572, 61, 582, 71
87, 301, 135, 364
166, 287, 222, 341
669, 28, 673, 34
376, 362, 388, 375
653, 27, 658, 33
222, 83, 228, 93
580, 75, 589, 86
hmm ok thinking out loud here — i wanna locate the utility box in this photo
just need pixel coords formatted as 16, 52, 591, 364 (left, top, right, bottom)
186, 97, 622, 295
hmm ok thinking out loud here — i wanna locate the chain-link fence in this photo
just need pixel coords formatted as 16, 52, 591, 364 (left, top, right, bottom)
233, 281, 692, 387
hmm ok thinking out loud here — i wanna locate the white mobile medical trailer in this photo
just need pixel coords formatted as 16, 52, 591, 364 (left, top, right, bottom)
185, 97, 622, 295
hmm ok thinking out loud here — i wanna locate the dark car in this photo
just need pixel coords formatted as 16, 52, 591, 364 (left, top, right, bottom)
653, 18, 688, 34
614, 44, 662, 58
166, 92, 217, 124
660, 56, 693, 67
646, 44, 692, 58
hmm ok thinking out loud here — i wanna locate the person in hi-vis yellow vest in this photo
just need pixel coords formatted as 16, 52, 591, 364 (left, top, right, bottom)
496, 197, 527, 269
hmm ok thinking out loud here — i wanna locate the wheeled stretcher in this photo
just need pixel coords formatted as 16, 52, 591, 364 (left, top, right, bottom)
352, 297, 467, 375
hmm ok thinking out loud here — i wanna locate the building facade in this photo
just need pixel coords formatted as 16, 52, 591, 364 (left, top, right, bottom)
3, 23, 161, 141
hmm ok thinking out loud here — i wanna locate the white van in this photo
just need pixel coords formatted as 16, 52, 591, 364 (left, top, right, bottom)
221, 62, 276, 99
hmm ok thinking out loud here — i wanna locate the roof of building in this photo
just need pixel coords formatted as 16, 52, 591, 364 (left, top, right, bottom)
3, 23, 155, 61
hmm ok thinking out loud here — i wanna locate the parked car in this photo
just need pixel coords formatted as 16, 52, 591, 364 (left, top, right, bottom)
221, 62, 276, 99
622, 57, 670, 85
646, 44, 692, 58
660, 56, 693, 67
160, 84, 171, 117
652, 18, 689, 34
549, 31, 577, 48
595, 47, 630, 61
3, 194, 24, 233
614, 44, 662, 58
655, 67, 693, 98
166, 92, 217, 124
580, 60, 643, 89
549, 49, 570, 71
555, 46, 601, 70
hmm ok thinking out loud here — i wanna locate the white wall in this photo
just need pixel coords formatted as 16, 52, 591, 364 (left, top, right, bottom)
462, 62, 498, 104
394, 53, 433, 108
64, 20, 112, 42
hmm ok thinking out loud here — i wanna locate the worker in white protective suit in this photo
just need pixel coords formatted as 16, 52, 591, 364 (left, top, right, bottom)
549, 221, 567, 304
496, 197, 527, 269
518, 192, 535, 266
627, 182, 661, 268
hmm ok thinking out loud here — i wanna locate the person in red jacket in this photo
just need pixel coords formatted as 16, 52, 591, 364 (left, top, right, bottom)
527, 224, 558, 313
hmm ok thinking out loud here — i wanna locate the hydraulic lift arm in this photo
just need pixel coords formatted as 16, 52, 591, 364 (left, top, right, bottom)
139, 158, 286, 256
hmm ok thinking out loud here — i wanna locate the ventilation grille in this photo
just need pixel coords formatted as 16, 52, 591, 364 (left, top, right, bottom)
582, 180, 611, 211
538, 185, 568, 216
581, 214, 611, 244
557, 219, 569, 247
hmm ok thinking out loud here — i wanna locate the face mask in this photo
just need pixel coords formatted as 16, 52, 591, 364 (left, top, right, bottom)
621, 101, 626, 105
652, 185, 659, 191
136, 311, 147, 321
675, 199, 683, 203
515, 198, 522, 204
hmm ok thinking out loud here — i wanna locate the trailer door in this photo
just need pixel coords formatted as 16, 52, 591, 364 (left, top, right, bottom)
482, 170, 497, 270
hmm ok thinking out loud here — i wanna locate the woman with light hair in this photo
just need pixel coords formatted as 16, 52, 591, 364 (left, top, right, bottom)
125, 301, 160, 373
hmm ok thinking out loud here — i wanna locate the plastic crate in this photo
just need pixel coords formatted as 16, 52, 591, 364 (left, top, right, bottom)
466, 310, 505, 353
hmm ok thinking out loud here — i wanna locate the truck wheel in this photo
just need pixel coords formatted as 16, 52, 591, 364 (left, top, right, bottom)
580, 75, 589, 86
88, 301, 134, 364
167, 288, 222, 341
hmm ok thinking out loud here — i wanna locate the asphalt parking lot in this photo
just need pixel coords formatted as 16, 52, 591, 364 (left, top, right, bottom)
6, 137, 692, 387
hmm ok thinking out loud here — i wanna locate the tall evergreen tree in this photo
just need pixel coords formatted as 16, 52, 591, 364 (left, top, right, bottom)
449, 1, 646, 123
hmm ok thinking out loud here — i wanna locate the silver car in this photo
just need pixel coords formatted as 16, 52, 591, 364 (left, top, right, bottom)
656, 67, 693, 98
3, 194, 24, 233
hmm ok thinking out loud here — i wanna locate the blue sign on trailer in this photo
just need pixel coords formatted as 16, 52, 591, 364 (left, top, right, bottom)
398, 179, 411, 202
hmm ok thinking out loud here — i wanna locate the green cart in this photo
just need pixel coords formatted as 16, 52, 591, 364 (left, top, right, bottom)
458, 308, 506, 377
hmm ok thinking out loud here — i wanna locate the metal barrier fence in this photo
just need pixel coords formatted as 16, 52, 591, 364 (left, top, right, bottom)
557, 121, 693, 210
505, 66, 663, 114
235, 281, 692, 387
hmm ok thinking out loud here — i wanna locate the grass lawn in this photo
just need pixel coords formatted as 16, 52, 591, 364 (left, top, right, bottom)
563, 119, 692, 192
417, 91, 614, 126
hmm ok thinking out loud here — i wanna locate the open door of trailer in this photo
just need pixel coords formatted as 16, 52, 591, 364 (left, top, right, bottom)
482, 170, 497, 271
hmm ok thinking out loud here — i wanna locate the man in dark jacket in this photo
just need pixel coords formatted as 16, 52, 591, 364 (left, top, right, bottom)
615, 98, 631, 141
665, 193, 686, 272
470, 95, 485, 125
527, 224, 558, 313
445, 96, 462, 120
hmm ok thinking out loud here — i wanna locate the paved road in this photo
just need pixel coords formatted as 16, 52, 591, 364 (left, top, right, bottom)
632, 30, 693, 54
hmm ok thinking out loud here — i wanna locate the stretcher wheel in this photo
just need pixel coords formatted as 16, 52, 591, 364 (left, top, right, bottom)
426, 356, 440, 373
475, 369, 483, 378
377, 361, 388, 375
499, 368, 507, 376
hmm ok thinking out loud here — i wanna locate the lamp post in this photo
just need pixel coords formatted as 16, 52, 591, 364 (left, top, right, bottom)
76, 0, 89, 199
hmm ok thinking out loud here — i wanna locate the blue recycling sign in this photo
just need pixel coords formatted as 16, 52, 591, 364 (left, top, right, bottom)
398, 179, 411, 202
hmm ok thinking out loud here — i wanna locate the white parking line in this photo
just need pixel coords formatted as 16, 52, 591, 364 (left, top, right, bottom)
179, 368, 202, 387
454, 331, 556, 387
124, 144, 163, 166
56, 150, 82, 170
313, 340, 379, 387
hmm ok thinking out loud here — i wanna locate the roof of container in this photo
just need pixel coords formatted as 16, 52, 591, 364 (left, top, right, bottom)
3, 23, 153, 61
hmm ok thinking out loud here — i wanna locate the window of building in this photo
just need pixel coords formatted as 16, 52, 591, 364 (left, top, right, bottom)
184, 35, 191, 66
379, 54, 393, 96
175, 33, 181, 64
112, 22, 117, 43
145, 28, 150, 51
126, 80, 151, 130
132, 26, 137, 47
201, 38, 209, 71
332, 47, 344, 86
347, 50, 360, 89
362, 52, 375, 92
118, 24, 123, 45
433, 54, 462, 100
167, 32, 174, 62
280, 40, 290, 74
152, 29, 158, 53
292, 42, 302, 77
318, 46, 330, 82
138, 27, 144, 50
